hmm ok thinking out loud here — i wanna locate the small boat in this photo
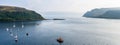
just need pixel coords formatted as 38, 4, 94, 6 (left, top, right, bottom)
26, 33, 29, 36
14, 35, 18, 43
14, 35, 18, 39
6, 28, 9, 31
13, 25, 16, 28
57, 37, 64, 43
10, 33, 13, 36
15, 38, 18, 43
22, 25, 24, 28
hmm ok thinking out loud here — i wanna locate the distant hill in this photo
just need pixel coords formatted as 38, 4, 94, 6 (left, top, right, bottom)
0, 6, 45, 21
83, 8, 120, 19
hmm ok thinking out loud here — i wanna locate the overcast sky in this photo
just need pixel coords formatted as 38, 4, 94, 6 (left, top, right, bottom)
0, 0, 120, 13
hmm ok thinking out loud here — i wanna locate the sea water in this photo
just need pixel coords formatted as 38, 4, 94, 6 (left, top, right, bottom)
0, 12, 120, 45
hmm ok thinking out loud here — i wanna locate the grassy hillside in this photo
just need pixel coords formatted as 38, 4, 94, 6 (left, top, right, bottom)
0, 6, 44, 21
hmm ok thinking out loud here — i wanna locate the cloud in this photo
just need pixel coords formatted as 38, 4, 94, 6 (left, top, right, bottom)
28, 0, 82, 12
1, 0, 120, 12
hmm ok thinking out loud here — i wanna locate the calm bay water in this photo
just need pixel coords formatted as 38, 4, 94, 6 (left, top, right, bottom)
0, 12, 120, 45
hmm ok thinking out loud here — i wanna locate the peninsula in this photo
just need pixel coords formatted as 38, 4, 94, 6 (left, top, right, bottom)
0, 6, 45, 21
83, 8, 120, 19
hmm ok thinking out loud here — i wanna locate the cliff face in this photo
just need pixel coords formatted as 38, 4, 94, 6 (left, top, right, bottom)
83, 8, 120, 19
0, 6, 44, 21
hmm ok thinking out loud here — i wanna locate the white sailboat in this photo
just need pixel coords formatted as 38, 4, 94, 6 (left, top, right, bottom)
22, 25, 24, 28
22, 22, 24, 28
13, 24, 16, 28
6, 28, 9, 31
10, 33, 14, 36
14, 35, 18, 43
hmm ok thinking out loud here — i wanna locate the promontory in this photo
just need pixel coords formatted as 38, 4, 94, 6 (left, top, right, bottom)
83, 8, 120, 19
0, 6, 45, 21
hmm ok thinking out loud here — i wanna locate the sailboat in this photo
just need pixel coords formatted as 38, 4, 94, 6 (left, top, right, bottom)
22, 25, 24, 28
14, 35, 18, 43
13, 24, 16, 28
6, 28, 9, 31
21, 22, 24, 28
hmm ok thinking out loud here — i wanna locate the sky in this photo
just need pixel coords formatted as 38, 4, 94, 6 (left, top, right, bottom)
0, 0, 120, 13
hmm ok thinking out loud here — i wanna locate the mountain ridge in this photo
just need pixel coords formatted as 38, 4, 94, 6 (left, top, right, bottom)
83, 8, 120, 19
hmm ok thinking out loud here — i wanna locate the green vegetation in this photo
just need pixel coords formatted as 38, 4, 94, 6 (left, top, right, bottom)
0, 6, 45, 21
